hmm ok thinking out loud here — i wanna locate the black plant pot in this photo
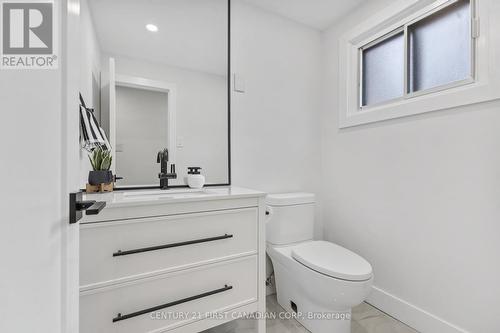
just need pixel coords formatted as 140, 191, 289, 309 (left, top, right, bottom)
88, 170, 113, 185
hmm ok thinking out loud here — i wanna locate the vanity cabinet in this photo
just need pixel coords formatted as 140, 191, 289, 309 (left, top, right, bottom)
79, 188, 266, 333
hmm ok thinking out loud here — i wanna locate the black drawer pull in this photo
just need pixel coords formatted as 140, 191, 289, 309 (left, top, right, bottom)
84, 201, 106, 215
112, 284, 233, 323
113, 234, 234, 257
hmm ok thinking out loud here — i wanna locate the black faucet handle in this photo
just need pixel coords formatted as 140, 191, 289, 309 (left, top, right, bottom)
157, 148, 169, 163
170, 164, 176, 173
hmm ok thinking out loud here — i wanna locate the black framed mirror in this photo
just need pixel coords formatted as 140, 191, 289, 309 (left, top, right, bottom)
81, 0, 231, 190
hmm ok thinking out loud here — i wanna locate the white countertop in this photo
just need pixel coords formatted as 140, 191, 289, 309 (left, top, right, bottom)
83, 186, 266, 208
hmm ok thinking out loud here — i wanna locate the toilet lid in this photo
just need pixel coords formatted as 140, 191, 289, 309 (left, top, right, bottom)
291, 241, 372, 281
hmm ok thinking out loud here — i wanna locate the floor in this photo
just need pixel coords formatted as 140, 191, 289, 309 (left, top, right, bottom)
204, 295, 419, 333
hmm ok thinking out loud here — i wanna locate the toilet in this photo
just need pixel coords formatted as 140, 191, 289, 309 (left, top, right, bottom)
266, 193, 373, 333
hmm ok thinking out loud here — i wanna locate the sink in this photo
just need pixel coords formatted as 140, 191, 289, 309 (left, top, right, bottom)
122, 188, 213, 200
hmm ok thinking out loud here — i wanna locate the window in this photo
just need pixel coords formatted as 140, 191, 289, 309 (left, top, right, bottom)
340, 0, 500, 128
408, 0, 472, 93
360, 0, 473, 108
361, 31, 405, 106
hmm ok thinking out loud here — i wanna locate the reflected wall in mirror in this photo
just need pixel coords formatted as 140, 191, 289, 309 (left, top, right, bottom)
80, 0, 229, 188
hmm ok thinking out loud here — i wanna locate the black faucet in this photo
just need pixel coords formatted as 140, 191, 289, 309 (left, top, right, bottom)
157, 148, 177, 189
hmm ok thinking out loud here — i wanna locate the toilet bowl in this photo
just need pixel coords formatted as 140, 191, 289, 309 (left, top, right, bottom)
266, 193, 373, 333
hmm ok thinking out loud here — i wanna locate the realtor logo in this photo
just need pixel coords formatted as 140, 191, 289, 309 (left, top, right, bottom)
1, 1, 58, 69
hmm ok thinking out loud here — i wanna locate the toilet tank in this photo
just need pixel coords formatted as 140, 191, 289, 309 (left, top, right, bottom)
266, 193, 315, 245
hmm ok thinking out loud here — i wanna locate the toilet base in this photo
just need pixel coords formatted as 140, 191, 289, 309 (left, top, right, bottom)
273, 262, 353, 333
267, 242, 373, 333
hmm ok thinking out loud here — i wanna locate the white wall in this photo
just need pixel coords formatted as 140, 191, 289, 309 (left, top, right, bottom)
80, 0, 101, 116
105, 55, 229, 185
79, 0, 102, 187
321, 1, 500, 332
230, 1, 322, 299
231, 1, 323, 235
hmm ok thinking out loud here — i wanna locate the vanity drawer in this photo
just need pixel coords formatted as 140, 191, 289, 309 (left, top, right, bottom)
80, 208, 258, 287
80, 256, 257, 333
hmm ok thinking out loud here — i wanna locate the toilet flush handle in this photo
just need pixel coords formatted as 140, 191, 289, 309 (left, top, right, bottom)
265, 206, 274, 221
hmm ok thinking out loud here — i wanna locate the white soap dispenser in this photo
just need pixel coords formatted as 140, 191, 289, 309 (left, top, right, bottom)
187, 167, 205, 189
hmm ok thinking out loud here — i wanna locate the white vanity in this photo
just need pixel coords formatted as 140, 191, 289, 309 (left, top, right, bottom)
79, 187, 266, 333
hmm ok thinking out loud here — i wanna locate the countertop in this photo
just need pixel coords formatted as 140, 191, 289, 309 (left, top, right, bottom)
83, 186, 266, 208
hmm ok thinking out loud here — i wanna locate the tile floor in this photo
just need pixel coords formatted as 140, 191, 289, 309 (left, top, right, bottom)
204, 295, 419, 333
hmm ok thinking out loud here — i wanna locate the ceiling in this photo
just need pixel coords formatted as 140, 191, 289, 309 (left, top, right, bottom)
89, 0, 228, 75
88, 0, 364, 75
242, 0, 366, 30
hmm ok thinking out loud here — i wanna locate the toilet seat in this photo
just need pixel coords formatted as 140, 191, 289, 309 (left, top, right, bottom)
291, 241, 372, 281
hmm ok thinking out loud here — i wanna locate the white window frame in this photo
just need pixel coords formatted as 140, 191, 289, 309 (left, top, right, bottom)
339, 0, 500, 128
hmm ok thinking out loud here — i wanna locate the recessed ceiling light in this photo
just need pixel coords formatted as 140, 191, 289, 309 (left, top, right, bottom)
146, 24, 158, 32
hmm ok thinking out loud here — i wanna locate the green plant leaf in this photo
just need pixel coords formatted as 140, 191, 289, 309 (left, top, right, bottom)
88, 154, 96, 171
88, 147, 112, 171
95, 148, 103, 170
100, 155, 111, 171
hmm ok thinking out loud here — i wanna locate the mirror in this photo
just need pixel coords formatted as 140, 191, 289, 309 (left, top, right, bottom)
81, 0, 230, 188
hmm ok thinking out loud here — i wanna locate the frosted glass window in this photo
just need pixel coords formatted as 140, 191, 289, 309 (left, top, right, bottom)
408, 0, 471, 93
362, 32, 404, 107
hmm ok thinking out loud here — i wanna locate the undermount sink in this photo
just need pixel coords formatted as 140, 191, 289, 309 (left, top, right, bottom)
122, 188, 213, 200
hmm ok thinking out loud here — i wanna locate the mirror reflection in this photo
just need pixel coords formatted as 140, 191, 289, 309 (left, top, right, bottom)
81, 0, 229, 187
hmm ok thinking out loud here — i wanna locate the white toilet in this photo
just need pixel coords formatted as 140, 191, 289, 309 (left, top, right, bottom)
266, 193, 373, 333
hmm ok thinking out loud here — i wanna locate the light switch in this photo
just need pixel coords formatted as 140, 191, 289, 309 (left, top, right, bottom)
177, 136, 184, 148
233, 73, 245, 93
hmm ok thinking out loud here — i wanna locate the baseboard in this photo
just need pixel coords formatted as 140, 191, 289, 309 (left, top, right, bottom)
366, 286, 470, 333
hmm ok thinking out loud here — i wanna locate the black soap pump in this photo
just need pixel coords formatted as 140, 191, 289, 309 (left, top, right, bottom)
187, 167, 205, 189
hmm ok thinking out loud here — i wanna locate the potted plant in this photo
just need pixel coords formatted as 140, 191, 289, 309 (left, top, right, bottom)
88, 147, 113, 185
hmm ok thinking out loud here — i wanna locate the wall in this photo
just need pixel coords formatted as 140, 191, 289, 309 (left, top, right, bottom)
79, 0, 102, 186
230, 1, 322, 300
231, 0, 323, 237
80, 0, 101, 118
321, 1, 500, 332
115, 86, 168, 185
104, 55, 229, 185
